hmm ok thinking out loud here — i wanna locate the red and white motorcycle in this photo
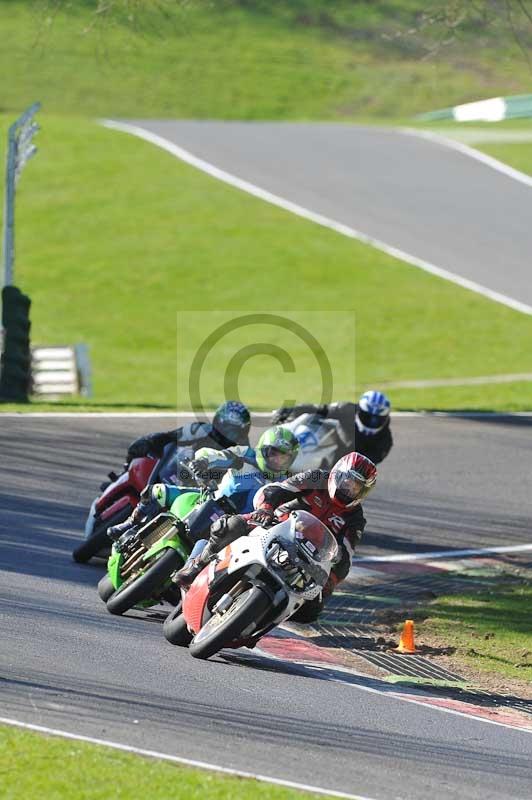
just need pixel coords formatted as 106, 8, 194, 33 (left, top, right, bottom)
163, 509, 338, 660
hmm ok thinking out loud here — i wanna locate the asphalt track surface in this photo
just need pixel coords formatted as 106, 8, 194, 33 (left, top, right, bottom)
1, 416, 532, 800
123, 121, 532, 308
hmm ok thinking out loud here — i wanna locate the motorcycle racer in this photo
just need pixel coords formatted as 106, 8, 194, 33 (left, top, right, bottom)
126, 400, 252, 462
107, 401, 251, 541
272, 390, 392, 465
109, 426, 299, 542
175, 452, 377, 623
189, 424, 300, 485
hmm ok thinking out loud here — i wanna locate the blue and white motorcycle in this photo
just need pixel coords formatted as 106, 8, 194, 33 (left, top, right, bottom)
283, 413, 343, 472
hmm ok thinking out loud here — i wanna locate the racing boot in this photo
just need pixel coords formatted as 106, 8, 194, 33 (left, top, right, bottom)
174, 515, 248, 587
173, 541, 216, 587
107, 499, 152, 542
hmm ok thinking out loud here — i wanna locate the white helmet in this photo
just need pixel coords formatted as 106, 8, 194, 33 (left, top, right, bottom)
356, 391, 391, 436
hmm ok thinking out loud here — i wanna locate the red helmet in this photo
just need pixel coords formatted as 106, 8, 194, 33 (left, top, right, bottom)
328, 452, 377, 509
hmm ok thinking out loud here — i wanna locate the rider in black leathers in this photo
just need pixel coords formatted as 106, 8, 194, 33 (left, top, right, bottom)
108, 402, 251, 540
272, 390, 392, 466
126, 401, 251, 461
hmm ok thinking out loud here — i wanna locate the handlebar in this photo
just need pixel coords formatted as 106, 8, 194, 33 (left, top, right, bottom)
178, 458, 219, 494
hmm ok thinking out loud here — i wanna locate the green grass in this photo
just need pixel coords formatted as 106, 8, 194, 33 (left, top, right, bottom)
387, 382, 532, 412
2, 112, 532, 411
2, 1, 532, 412
1, 1, 532, 121
478, 142, 532, 176
0, 725, 328, 800
416, 581, 532, 685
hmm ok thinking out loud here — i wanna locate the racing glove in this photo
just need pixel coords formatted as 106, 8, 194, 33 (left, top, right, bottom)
189, 457, 209, 481
245, 507, 275, 527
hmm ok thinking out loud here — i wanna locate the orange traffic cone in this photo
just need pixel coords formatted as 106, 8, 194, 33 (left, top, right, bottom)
395, 619, 416, 654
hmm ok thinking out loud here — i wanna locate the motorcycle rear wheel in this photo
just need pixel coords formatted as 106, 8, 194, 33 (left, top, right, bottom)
106, 548, 183, 616
189, 585, 270, 660
72, 505, 133, 564
163, 603, 193, 647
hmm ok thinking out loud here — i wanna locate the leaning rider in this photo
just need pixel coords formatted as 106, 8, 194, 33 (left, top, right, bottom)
174, 452, 377, 623
272, 390, 392, 466
108, 401, 251, 540
109, 425, 299, 542
126, 400, 252, 462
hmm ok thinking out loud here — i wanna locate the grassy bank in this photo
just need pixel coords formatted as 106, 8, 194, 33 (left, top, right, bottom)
2, 113, 532, 410
416, 580, 532, 690
2, 1, 532, 121
0, 724, 325, 800
478, 142, 532, 177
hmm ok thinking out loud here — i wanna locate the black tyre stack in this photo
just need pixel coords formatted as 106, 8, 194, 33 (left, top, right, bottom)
0, 285, 31, 402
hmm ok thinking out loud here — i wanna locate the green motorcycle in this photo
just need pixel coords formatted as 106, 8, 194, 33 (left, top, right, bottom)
98, 478, 235, 616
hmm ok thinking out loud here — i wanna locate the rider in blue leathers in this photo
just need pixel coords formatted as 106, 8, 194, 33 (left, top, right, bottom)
186, 425, 299, 515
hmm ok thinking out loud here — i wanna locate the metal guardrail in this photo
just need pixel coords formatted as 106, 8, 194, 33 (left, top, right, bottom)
417, 93, 532, 122
2, 102, 41, 288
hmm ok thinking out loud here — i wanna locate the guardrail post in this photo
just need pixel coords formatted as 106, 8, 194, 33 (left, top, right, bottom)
0, 102, 40, 402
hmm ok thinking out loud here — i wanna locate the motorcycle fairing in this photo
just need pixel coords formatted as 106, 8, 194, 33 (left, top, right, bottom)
100, 494, 136, 521
95, 456, 156, 514
182, 566, 211, 633
108, 548, 123, 590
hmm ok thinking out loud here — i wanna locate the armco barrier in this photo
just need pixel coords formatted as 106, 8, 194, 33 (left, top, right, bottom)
31, 344, 92, 398
418, 93, 532, 122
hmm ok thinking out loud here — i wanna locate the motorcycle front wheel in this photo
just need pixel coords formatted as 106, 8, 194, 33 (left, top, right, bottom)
106, 548, 183, 616
189, 585, 271, 660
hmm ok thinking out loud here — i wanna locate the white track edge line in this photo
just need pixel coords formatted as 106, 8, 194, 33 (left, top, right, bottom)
355, 543, 532, 563
1, 411, 532, 419
402, 127, 532, 190
336, 676, 532, 735
256, 653, 532, 736
1, 411, 532, 418
0, 717, 372, 800
100, 119, 532, 317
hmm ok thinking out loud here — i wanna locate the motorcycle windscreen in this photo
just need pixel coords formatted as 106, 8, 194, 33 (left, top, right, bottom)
275, 510, 339, 564
157, 443, 194, 484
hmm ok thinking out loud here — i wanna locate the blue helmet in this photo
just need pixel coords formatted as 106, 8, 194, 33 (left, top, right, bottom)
356, 391, 391, 436
212, 401, 251, 445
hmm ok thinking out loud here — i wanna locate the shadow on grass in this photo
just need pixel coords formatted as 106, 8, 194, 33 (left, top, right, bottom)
421, 584, 532, 636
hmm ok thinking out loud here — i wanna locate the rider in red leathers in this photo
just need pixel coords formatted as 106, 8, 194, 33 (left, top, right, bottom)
175, 452, 377, 623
